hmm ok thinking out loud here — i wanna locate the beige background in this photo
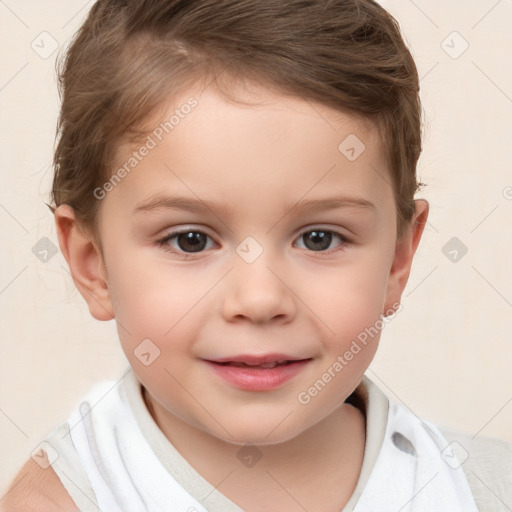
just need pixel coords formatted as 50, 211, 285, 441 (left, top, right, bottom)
1, 0, 512, 496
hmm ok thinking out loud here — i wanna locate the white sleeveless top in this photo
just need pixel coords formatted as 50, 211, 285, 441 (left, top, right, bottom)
43, 367, 510, 511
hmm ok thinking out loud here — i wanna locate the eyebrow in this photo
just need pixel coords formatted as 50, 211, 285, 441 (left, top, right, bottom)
133, 194, 376, 216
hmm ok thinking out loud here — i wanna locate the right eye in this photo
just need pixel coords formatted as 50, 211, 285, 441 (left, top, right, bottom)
156, 229, 217, 257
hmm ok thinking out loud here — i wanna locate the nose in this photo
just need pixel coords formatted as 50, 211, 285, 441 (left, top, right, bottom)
221, 247, 296, 325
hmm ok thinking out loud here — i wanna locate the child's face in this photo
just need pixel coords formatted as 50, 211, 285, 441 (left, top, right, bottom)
61, 81, 426, 445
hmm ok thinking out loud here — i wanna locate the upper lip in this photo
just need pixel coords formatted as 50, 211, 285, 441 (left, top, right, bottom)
206, 354, 310, 364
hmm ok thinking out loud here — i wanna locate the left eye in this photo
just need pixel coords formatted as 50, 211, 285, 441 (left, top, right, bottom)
294, 229, 347, 252
156, 227, 349, 257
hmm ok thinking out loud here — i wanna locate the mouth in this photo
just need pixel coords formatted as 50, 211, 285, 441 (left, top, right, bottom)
203, 354, 313, 391
206, 353, 312, 368
212, 359, 308, 369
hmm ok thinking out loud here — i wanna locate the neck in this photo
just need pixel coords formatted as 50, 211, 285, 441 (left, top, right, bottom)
142, 386, 366, 512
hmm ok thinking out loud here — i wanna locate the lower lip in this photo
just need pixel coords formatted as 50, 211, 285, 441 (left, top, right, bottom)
203, 360, 311, 391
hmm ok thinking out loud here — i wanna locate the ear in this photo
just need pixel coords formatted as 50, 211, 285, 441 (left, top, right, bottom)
383, 199, 429, 315
54, 205, 114, 321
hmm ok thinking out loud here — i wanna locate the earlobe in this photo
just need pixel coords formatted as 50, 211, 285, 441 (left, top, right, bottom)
383, 199, 429, 314
54, 205, 114, 321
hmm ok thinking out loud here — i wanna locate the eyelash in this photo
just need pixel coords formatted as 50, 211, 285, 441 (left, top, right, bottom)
155, 227, 352, 259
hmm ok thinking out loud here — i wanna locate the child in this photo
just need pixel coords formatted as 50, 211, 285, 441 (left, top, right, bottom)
4, 0, 512, 510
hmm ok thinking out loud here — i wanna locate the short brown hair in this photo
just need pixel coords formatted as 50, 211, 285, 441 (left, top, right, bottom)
50, 0, 424, 239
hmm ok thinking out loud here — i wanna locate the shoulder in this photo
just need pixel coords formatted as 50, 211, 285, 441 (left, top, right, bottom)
441, 426, 512, 472
1, 454, 78, 512
440, 427, 512, 508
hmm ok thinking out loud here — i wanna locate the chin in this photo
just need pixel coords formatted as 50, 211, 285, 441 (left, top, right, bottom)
203, 419, 307, 447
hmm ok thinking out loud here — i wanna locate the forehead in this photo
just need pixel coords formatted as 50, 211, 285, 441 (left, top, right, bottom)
102, 80, 394, 224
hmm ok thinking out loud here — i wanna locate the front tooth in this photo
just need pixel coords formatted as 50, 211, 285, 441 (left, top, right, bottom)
229, 361, 285, 368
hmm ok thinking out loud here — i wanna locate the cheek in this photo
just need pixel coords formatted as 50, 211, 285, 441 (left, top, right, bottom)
318, 252, 391, 322
105, 253, 222, 372
107, 253, 206, 329
314, 250, 393, 366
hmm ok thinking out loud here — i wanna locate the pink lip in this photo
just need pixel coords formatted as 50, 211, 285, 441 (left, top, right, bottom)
208, 353, 305, 365
203, 357, 312, 391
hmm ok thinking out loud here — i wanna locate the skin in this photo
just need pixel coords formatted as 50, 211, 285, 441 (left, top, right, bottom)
54, 79, 428, 511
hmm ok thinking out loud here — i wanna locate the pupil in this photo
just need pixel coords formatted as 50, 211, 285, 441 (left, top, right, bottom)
175, 231, 333, 253
304, 230, 331, 251
178, 232, 206, 252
